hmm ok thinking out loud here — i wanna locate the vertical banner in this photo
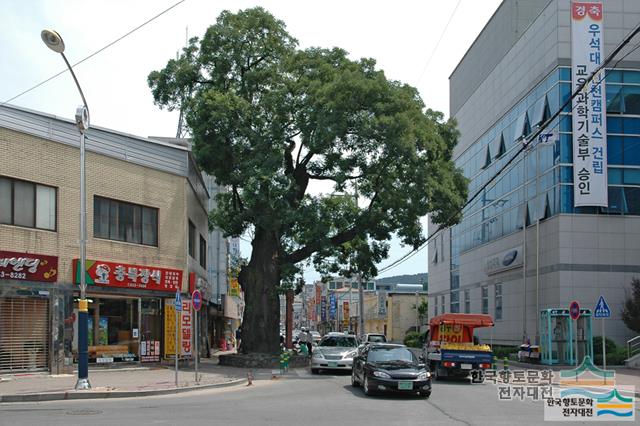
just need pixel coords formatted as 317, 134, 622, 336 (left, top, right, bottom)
321, 296, 327, 322
164, 298, 193, 357
181, 299, 192, 357
378, 291, 387, 317
329, 293, 337, 320
164, 299, 176, 356
343, 301, 350, 322
571, 1, 608, 207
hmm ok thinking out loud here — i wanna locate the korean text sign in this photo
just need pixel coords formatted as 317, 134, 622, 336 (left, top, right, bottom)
571, 1, 608, 207
74, 259, 182, 292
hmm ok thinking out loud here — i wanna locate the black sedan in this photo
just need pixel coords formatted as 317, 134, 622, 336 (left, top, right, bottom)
351, 343, 431, 398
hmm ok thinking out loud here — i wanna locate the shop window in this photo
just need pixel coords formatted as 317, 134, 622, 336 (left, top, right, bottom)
94, 197, 157, 246
481, 287, 489, 315
606, 84, 623, 114
622, 85, 640, 115
624, 187, 640, 215
495, 284, 503, 320
608, 136, 623, 164
450, 291, 460, 313
199, 235, 207, 268
188, 220, 196, 258
0, 176, 56, 231
483, 145, 492, 169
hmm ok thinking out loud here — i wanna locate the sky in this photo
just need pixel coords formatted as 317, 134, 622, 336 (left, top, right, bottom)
0, 0, 503, 281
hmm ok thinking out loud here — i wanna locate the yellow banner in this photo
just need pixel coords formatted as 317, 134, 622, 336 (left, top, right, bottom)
229, 278, 241, 297
164, 299, 176, 356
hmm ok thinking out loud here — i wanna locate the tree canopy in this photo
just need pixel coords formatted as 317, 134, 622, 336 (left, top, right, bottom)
149, 7, 466, 281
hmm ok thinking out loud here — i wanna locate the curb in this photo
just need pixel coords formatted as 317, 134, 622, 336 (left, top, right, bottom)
0, 378, 246, 403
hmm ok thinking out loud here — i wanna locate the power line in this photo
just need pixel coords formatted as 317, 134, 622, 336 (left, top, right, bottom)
1, 0, 187, 107
377, 25, 640, 276
415, 0, 462, 86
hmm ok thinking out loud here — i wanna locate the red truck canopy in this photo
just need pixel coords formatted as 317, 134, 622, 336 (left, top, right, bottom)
429, 314, 494, 343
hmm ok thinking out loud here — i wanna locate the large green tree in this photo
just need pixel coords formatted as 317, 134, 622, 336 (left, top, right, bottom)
148, 7, 467, 354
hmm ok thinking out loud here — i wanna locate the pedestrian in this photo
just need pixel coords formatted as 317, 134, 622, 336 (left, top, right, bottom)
236, 326, 242, 352
301, 327, 312, 356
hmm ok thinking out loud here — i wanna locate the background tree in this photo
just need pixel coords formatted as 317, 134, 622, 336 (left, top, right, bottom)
148, 7, 467, 354
622, 277, 640, 334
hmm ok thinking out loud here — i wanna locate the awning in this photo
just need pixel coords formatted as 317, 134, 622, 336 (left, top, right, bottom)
429, 313, 494, 328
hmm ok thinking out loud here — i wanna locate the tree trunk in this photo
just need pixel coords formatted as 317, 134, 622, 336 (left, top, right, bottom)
238, 227, 281, 354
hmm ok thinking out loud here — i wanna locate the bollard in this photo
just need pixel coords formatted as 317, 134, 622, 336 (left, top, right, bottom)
247, 371, 253, 386
503, 356, 509, 370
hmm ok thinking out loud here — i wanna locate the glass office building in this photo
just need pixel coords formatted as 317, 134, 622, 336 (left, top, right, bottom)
428, 0, 640, 346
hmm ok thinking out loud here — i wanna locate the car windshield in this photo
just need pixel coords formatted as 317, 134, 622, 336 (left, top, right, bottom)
367, 347, 416, 364
319, 336, 358, 347
368, 335, 386, 342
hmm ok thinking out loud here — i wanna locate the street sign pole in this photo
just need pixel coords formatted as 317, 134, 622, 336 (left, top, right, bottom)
175, 306, 179, 387
174, 290, 182, 388
569, 301, 580, 366
602, 318, 606, 375
192, 289, 202, 384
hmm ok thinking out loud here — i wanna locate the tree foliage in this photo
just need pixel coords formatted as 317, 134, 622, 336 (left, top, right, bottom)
622, 277, 640, 334
149, 7, 466, 281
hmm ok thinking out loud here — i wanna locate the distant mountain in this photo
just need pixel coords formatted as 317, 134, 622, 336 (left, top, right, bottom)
376, 273, 428, 287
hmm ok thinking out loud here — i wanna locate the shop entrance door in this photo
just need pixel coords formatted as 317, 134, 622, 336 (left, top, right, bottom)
140, 298, 162, 362
0, 297, 50, 372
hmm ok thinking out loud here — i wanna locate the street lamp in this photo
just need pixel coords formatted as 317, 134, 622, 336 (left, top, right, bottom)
41, 29, 91, 390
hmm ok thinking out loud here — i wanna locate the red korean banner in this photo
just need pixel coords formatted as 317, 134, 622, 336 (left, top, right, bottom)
73, 259, 182, 292
0, 250, 58, 282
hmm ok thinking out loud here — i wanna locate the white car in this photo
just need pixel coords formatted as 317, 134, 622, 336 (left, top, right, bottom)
311, 333, 359, 374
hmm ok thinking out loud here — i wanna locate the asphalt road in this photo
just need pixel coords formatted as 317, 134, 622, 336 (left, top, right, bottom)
0, 369, 622, 426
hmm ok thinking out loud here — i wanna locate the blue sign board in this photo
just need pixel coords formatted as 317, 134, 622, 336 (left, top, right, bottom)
174, 291, 182, 312
329, 293, 337, 320
321, 296, 327, 322
594, 295, 611, 318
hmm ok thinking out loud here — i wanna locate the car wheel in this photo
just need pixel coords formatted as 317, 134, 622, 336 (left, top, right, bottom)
351, 369, 360, 387
420, 390, 431, 398
363, 376, 374, 396
311, 368, 319, 375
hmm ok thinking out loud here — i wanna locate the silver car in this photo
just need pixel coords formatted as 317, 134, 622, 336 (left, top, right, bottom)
311, 333, 359, 374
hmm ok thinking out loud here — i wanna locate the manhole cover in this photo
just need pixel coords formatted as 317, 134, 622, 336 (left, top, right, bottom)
65, 409, 103, 416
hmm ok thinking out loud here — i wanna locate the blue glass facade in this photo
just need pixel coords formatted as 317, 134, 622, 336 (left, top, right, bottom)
450, 67, 640, 278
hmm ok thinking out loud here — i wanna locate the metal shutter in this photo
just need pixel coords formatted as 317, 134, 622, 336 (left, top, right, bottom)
0, 298, 50, 372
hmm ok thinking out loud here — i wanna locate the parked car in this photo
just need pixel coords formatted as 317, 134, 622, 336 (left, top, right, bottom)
311, 333, 359, 374
351, 343, 431, 398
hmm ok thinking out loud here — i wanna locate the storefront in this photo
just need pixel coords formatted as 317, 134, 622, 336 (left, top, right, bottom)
0, 250, 59, 373
73, 259, 182, 365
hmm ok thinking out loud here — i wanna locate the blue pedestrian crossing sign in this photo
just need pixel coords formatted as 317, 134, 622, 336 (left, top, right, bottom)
594, 295, 611, 318
174, 291, 182, 312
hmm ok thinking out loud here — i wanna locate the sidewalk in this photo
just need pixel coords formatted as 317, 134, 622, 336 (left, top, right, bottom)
0, 364, 246, 403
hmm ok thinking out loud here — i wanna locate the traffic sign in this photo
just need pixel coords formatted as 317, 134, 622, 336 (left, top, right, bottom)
174, 291, 182, 312
594, 295, 611, 318
569, 300, 580, 320
192, 289, 202, 312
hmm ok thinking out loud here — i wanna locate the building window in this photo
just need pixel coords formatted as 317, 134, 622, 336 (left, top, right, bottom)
450, 291, 459, 313
188, 220, 196, 258
495, 284, 503, 320
0, 176, 56, 231
434, 299, 438, 316
440, 295, 445, 315
481, 286, 489, 314
94, 197, 157, 246
464, 289, 470, 313
199, 235, 207, 269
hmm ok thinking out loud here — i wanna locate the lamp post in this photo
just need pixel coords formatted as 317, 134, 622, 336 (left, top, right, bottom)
41, 29, 91, 390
